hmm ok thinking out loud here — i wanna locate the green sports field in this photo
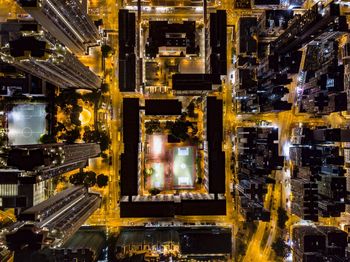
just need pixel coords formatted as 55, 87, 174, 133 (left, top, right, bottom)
172, 146, 195, 189
149, 162, 165, 189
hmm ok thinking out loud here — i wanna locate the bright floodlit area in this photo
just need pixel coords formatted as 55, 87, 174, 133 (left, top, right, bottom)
144, 134, 196, 192
172, 146, 195, 189
7, 103, 46, 145
79, 108, 92, 126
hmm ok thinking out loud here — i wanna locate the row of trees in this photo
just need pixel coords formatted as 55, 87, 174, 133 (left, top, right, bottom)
272, 237, 289, 258
145, 119, 200, 144
144, 95, 203, 142
83, 127, 110, 152
236, 205, 290, 259
145, 120, 162, 134
235, 222, 257, 258
69, 171, 109, 188
272, 207, 290, 259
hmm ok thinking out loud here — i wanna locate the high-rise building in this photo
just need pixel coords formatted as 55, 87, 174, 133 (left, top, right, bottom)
236, 127, 284, 221
0, 21, 101, 90
0, 143, 99, 210
16, 0, 100, 54
0, 170, 53, 209
292, 225, 348, 262
7, 143, 101, 182
4, 186, 101, 251
290, 127, 348, 221
291, 177, 318, 221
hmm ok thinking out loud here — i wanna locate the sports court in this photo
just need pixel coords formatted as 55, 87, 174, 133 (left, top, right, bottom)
172, 146, 195, 189
144, 134, 196, 191
7, 103, 47, 145
148, 162, 165, 189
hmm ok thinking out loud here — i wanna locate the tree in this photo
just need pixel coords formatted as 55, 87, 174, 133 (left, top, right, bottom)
45, 113, 52, 122
190, 135, 200, 145
84, 171, 97, 187
56, 90, 81, 107
165, 121, 174, 131
272, 237, 289, 258
145, 120, 161, 134
83, 128, 99, 142
277, 207, 288, 229
144, 167, 154, 177
82, 91, 101, 103
54, 122, 66, 134
179, 112, 188, 121
70, 171, 97, 187
99, 131, 110, 151
246, 221, 257, 234
62, 127, 81, 143
190, 125, 198, 136
100, 152, 108, 159
101, 83, 109, 93
170, 120, 191, 141
187, 102, 195, 118
101, 44, 113, 58
39, 134, 56, 144
96, 174, 109, 187
196, 177, 203, 185
149, 188, 161, 195
196, 96, 203, 104
83, 129, 110, 151
236, 239, 247, 257
197, 23, 204, 30
70, 105, 83, 126
69, 172, 85, 185
196, 157, 202, 176
0, 131, 7, 147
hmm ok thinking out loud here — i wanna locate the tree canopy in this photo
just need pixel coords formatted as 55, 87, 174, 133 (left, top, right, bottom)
61, 127, 81, 144
101, 44, 114, 58
96, 174, 109, 187
170, 120, 192, 141
187, 102, 196, 118
272, 237, 289, 258
149, 188, 161, 195
55, 90, 81, 107
145, 120, 161, 134
70, 105, 83, 126
69, 171, 97, 187
277, 207, 288, 229
83, 128, 110, 151
101, 83, 109, 93
39, 134, 56, 144
82, 91, 101, 103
